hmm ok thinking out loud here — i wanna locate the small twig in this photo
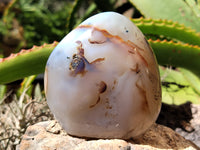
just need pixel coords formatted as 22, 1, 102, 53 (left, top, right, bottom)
0, 90, 13, 104
7, 102, 19, 120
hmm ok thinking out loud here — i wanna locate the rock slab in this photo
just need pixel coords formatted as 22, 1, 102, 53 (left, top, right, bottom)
17, 120, 199, 150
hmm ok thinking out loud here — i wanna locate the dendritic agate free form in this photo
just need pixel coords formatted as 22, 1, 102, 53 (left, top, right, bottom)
45, 12, 161, 139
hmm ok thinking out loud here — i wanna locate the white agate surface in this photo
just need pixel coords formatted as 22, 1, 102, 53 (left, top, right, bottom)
45, 12, 161, 139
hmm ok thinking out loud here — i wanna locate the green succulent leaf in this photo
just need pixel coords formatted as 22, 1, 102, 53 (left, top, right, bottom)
160, 67, 200, 104
149, 39, 200, 77
132, 18, 200, 46
0, 42, 58, 84
129, 0, 200, 32
179, 68, 200, 95
0, 85, 7, 104
17, 75, 37, 97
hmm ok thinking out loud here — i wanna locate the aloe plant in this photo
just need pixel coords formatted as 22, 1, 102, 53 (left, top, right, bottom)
0, 0, 200, 104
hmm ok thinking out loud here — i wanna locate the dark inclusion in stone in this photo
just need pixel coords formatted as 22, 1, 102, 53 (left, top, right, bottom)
69, 40, 105, 76
69, 54, 86, 75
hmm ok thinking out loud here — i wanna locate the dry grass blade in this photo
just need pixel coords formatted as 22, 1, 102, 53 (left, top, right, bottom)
0, 88, 53, 150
